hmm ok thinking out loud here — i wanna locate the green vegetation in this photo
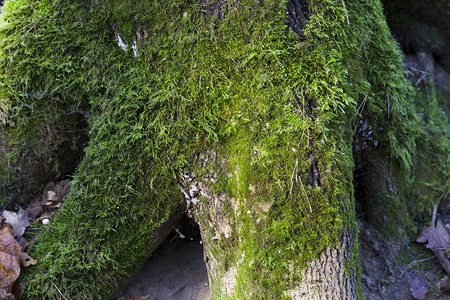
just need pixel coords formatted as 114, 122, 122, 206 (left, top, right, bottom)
0, 0, 447, 299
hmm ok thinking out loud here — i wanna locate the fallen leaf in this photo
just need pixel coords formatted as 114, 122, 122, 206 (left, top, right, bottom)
38, 211, 56, 223
25, 205, 43, 222
11, 282, 26, 300
47, 191, 57, 201
414, 220, 450, 274
15, 236, 29, 249
2, 206, 30, 236
0, 219, 21, 298
129, 296, 150, 300
50, 202, 62, 209
441, 277, 450, 291
410, 277, 428, 300
19, 252, 37, 267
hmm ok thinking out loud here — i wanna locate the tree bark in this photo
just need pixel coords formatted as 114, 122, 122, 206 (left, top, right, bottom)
178, 150, 359, 298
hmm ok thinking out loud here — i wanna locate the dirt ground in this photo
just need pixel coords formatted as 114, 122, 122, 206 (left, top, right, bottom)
116, 239, 211, 300
358, 218, 449, 300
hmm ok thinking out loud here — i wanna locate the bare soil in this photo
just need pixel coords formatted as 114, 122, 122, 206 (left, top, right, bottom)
359, 218, 449, 300
116, 239, 211, 300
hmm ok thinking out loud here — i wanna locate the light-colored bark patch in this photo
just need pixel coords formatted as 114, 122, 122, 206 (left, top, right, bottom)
284, 245, 357, 300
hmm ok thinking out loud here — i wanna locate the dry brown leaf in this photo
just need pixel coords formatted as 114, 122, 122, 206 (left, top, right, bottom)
47, 191, 57, 201
19, 252, 37, 267
441, 277, 450, 291
50, 202, 62, 209
129, 296, 150, 300
15, 236, 29, 249
2, 206, 30, 236
25, 206, 43, 222
414, 220, 450, 274
410, 277, 428, 300
0, 220, 21, 299
38, 211, 56, 223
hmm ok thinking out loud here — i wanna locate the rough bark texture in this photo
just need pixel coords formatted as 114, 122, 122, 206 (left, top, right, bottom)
285, 245, 356, 299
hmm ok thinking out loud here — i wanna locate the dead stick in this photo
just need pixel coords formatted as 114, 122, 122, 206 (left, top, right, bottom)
297, 168, 312, 213
39, 271, 71, 300
399, 256, 435, 277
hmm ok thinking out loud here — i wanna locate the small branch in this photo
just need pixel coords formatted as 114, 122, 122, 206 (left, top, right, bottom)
297, 167, 312, 213
0, 195, 14, 216
39, 271, 70, 300
289, 158, 299, 195
341, 0, 349, 25
387, 94, 390, 116
399, 256, 435, 277
432, 205, 437, 226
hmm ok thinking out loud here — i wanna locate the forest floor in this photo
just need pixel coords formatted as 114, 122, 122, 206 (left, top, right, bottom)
358, 217, 449, 300
2, 179, 449, 299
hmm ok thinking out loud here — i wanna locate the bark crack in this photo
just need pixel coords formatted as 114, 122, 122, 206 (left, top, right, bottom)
287, 0, 310, 39
308, 153, 321, 188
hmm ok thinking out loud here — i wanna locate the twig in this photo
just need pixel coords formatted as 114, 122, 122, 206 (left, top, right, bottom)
291, 90, 304, 119
341, 0, 349, 25
353, 94, 368, 134
169, 284, 186, 297
352, 94, 368, 119
4, 15, 44, 50
432, 205, 437, 226
84, 184, 88, 201
387, 94, 390, 116
307, 128, 310, 147
39, 271, 70, 300
356, 211, 367, 218
415, 71, 428, 86
0, 195, 14, 216
289, 158, 299, 195
0, 16, 40, 44
433, 184, 448, 225
171, 226, 186, 240
300, 87, 306, 120
399, 256, 435, 277
297, 166, 312, 213
438, 184, 448, 203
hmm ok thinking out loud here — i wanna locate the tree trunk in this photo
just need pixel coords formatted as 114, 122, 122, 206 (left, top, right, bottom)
0, 0, 443, 299
178, 149, 359, 298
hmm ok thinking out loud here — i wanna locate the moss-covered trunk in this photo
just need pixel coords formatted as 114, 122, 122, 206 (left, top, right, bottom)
178, 150, 359, 298
0, 0, 446, 299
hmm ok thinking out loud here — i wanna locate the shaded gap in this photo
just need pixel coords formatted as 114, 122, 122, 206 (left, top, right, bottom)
352, 118, 381, 224
307, 153, 321, 188
117, 214, 211, 299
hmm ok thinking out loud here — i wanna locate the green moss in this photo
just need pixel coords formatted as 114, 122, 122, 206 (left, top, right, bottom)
0, 0, 445, 298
